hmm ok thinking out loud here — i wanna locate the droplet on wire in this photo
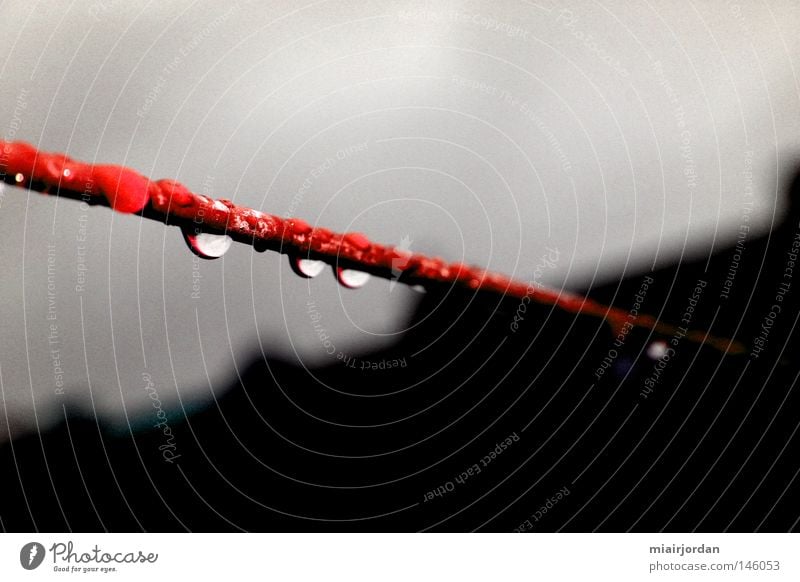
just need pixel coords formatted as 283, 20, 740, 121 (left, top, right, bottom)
182, 228, 232, 259
289, 255, 325, 278
336, 267, 370, 289
647, 340, 669, 360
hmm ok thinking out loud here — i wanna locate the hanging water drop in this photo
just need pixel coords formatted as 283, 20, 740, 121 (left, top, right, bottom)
647, 340, 669, 360
336, 267, 370, 289
289, 255, 325, 278
182, 228, 232, 259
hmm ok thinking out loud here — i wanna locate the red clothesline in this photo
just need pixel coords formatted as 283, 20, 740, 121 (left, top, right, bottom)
0, 139, 743, 354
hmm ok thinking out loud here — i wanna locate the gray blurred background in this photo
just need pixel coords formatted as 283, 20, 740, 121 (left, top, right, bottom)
1, 0, 798, 437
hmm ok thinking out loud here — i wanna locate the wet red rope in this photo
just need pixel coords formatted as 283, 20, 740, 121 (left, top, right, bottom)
0, 140, 743, 354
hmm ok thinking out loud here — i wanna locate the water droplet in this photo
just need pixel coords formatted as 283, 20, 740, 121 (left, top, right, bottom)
290, 255, 325, 278
15, 173, 24, 183
336, 267, 370, 289
647, 341, 669, 360
62, 168, 71, 178
182, 228, 232, 259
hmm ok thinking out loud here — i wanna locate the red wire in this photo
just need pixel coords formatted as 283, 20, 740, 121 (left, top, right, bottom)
0, 140, 743, 354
